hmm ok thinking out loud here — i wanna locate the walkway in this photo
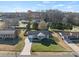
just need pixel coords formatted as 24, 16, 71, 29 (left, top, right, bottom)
20, 37, 32, 56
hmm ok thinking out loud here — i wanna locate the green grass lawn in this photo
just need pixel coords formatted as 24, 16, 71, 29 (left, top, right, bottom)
31, 35, 67, 52
31, 43, 66, 52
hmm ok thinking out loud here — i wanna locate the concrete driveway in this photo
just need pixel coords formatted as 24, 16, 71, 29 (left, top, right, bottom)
20, 37, 32, 56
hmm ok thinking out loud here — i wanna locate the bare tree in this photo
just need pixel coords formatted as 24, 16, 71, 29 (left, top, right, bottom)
44, 9, 65, 23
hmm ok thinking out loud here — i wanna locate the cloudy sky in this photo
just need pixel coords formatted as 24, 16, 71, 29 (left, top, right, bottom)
0, 1, 79, 12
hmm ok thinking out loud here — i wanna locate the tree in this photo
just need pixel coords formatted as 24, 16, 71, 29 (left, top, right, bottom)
26, 22, 30, 31
73, 16, 79, 26
27, 10, 34, 31
38, 21, 48, 30
45, 9, 65, 23
65, 12, 79, 26
32, 22, 38, 30
66, 12, 75, 25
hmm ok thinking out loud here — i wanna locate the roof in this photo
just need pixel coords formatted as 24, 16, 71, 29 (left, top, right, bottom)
32, 19, 41, 23
37, 32, 45, 37
28, 30, 51, 36
62, 32, 79, 38
0, 29, 16, 34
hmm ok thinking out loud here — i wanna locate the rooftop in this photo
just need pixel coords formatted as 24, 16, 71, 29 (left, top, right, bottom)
0, 29, 16, 34
28, 30, 51, 36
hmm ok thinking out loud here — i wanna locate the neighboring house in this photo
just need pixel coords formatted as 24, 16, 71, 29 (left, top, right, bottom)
64, 32, 79, 38
32, 19, 41, 23
0, 29, 18, 39
27, 30, 51, 42
0, 29, 19, 45
62, 32, 79, 43
17, 20, 29, 29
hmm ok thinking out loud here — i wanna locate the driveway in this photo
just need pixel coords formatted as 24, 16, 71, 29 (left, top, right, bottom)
60, 32, 79, 56
20, 37, 32, 56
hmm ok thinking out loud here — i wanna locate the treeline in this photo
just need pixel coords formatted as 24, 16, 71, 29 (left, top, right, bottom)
1, 9, 79, 26
40, 9, 79, 26
26, 9, 79, 30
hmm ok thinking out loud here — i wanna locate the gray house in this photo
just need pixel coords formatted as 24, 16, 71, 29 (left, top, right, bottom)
0, 29, 17, 39
0, 29, 18, 45
27, 30, 51, 42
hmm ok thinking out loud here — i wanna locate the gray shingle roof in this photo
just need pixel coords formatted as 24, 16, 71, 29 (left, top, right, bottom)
0, 30, 15, 34
28, 30, 51, 36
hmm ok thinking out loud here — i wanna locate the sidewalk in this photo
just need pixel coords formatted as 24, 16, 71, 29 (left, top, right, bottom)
20, 37, 32, 56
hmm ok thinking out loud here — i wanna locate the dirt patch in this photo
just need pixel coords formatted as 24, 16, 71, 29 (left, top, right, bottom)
0, 44, 16, 51
0, 51, 20, 57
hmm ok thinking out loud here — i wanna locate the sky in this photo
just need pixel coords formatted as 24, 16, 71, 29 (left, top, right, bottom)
0, 1, 79, 12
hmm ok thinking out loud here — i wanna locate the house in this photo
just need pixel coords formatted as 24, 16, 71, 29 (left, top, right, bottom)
15, 20, 29, 29
27, 30, 51, 42
32, 19, 41, 23
0, 29, 18, 45
0, 29, 18, 39
18, 20, 29, 28
64, 32, 79, 38
62, 32, 79, 43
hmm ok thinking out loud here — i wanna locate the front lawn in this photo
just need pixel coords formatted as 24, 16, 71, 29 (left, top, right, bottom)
31, 35, 67, 52
31, 43, 66, 52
